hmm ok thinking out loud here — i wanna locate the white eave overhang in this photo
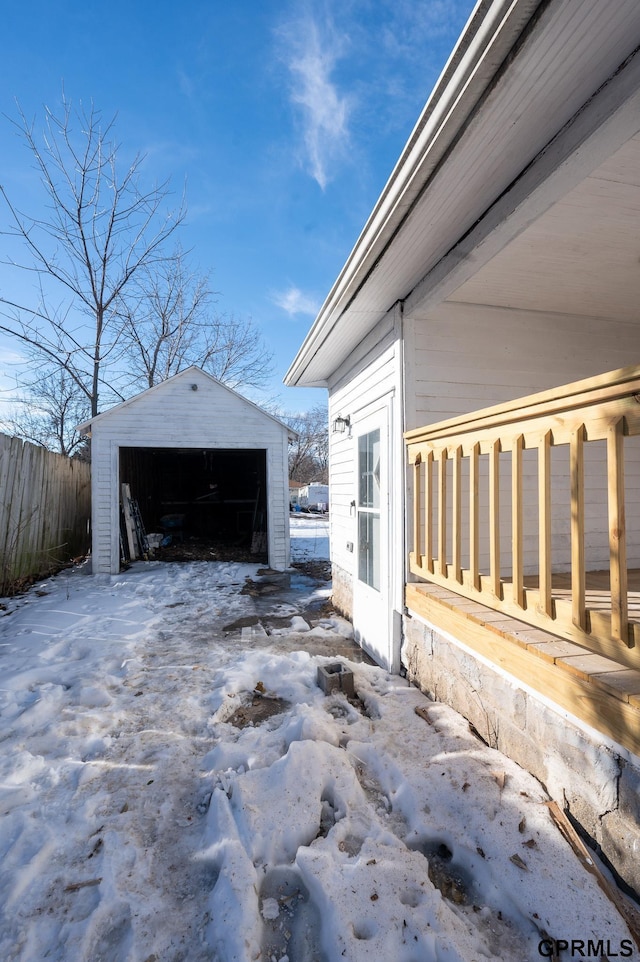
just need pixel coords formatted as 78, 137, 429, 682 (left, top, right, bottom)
284, 0, 640, 387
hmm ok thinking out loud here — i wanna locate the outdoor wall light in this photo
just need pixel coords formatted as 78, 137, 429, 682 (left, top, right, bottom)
332, 415, 351, 434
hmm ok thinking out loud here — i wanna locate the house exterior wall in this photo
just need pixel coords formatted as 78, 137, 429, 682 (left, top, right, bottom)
405, 303, 640, 574
88, 369, 291, 574
327, 310, 403, 651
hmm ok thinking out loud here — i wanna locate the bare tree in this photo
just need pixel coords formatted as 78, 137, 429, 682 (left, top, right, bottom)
284, 404, 329, 482
204, 313, 275, 392
0, 94, 185, 417
2, 364, 91, 457
118, 250, 274, 392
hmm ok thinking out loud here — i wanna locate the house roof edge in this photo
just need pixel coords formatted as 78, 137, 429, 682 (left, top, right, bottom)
285, 0, 544, 387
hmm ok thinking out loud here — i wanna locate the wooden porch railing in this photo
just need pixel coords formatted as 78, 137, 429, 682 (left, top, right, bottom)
405, 365, 640, 669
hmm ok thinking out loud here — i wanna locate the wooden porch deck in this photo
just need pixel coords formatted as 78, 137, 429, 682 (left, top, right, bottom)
521, 569, 640, 618
406, 578, 640, 757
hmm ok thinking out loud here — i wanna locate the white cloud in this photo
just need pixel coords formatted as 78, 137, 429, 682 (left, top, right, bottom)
278, 11, 351, 189
273, 286, 320, 317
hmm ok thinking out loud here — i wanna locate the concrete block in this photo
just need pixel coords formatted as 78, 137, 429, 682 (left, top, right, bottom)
317, 662, 355, 698
619, 758, 640, 822
541, 728, 619, 817
331, 564, 353, 620
600, 810, 640, 896
494, 715, 547, 787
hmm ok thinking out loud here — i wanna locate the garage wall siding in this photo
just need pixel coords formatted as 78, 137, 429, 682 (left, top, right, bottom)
86, 369, 291, 574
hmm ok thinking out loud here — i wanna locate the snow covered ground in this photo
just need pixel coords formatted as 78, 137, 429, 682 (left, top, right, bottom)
0, 515, 635, 961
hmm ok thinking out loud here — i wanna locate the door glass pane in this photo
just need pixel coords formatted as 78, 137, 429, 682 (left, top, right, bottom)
358, 511, 380, 590
357, 428, 381, 591
358, 430, 380, 508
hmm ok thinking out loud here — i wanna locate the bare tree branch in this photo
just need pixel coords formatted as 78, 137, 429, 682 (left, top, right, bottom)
0, 93, 186, 416
1, 366, 92, 457
118, 250, 274, 393
280, 405, 329, 482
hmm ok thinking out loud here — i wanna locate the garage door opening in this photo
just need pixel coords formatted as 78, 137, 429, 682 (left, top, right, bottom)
119, 447, 268, 564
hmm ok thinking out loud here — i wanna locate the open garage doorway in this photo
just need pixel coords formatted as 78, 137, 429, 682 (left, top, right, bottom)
119, 447, 268, 563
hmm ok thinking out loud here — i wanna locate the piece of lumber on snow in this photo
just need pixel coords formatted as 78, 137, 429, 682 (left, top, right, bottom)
545, 800, 640, 950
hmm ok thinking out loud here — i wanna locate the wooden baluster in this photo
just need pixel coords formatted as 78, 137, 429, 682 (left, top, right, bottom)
489, 439, 501, 597
570, 425, 586, 630
452, 445, 462, 583
537, 430, 553, 616
425, 450, 434, 574
512, 434, 524, 607
470, 442, 480, 591
438, 448, 447, 578
412, 452, 422, 570
607, 419, 629, 644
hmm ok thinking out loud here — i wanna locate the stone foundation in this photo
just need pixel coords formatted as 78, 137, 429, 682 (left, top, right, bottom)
402, 612, 640, 900
331, 562, 353, 620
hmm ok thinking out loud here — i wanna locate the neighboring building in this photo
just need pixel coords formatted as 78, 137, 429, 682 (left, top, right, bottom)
298, 483, 329, 512
79, 367, 295, 572
288, 479, 304, 507
286, 0, 640, 896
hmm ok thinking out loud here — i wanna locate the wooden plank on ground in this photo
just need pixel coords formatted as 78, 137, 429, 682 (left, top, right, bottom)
545, 801, 640, 951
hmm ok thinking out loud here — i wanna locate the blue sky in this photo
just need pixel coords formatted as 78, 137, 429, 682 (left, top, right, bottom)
0, 0, 476, 416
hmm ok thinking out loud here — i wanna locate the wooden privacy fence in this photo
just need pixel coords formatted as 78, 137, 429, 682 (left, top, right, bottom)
0, 434, 91, 594
406, 365, 640, 669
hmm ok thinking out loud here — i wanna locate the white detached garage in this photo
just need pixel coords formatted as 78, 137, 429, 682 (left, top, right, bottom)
78, 367, 294, 574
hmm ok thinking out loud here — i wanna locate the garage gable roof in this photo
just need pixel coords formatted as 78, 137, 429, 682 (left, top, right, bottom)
77, 367, 296, 439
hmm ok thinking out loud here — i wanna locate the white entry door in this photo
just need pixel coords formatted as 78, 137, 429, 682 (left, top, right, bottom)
352, 405, 391, 668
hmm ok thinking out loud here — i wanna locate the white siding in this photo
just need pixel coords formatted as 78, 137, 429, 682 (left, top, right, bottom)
88, 368, 291, 574
327, 309, 404, 668
328, 319, 396, 575
405, 303, 640, 573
